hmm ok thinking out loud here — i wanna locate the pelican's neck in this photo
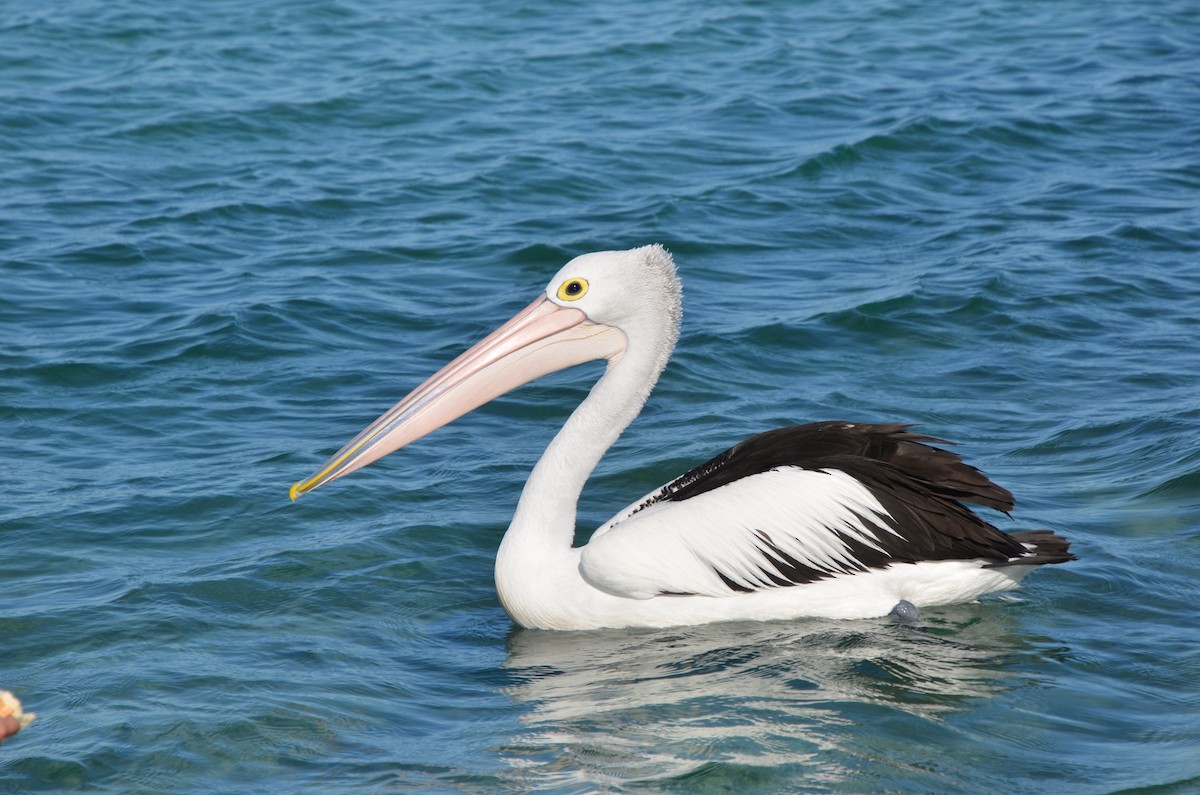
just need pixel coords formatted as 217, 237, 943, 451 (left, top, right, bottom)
495, 329, 674, 621
513, 337, 667, 545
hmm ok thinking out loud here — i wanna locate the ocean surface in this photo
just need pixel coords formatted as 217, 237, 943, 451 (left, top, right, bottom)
3, 0, 1199, 792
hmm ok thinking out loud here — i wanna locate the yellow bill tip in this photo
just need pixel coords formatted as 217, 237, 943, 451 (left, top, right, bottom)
289, 481, 303, 502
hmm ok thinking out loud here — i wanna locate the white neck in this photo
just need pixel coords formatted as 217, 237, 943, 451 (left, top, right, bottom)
494, 331, 673, 626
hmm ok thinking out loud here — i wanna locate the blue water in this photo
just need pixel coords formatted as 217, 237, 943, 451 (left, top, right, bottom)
3, 0, 1199, 791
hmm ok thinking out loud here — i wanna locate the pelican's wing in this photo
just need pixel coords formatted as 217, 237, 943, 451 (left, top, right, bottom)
580, 423, 1032, 599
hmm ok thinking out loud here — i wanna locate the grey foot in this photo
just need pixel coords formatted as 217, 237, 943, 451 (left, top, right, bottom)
889, 599, 920, 623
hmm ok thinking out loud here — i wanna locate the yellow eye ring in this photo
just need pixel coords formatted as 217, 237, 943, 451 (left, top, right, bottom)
556, 277, 589, 301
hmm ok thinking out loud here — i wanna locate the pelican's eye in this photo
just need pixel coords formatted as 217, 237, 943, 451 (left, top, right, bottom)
556, 277, 589, 301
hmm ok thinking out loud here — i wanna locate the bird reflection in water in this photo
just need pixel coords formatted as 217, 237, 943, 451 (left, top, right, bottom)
496, 605, 1050, 790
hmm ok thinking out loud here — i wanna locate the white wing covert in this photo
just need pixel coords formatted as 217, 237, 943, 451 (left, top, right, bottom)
579, 467, 906, 599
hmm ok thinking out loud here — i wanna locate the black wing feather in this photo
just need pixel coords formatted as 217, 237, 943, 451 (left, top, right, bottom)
625, 422, 1073, 589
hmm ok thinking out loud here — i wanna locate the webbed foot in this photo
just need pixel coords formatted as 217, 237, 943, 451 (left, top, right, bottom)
888, 599, 920, 624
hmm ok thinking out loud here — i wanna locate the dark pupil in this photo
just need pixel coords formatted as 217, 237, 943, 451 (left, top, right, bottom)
566, 281, 582, 295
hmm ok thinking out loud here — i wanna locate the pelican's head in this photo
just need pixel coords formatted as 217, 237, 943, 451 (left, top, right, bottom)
542, 244, 681, 342
290, 245, 681, 499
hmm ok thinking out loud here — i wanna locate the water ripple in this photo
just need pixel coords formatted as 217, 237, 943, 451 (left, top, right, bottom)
4, 0, 1200, 791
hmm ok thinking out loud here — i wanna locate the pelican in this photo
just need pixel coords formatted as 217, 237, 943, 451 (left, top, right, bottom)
291, 245, 1073, 630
